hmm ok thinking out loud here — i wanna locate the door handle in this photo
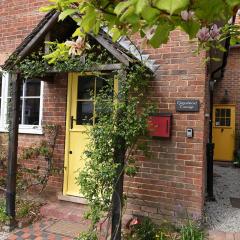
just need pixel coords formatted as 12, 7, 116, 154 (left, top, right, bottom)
70, 116, 77, 129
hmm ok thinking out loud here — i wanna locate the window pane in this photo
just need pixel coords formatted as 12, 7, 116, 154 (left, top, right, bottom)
96, 76, 109, 92
220, 118, 225, 126
226, 118, 231, 126
216, 109, 220, 117
25, 80, 41, 96
78, 76, 95, 100
221, 109, 226, 117
76, 101, 93, 125
96, 76, 114, 98
23, 99, 40, 125
226, 109, 231, 117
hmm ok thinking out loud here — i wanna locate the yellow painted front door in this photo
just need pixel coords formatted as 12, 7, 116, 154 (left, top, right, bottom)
212, 104, 235, 161
64, 73, 116, 196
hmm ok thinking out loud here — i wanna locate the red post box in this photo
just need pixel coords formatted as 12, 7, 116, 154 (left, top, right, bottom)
148, 113, 172, 138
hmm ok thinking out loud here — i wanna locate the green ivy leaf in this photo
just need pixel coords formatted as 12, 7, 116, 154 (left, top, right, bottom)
111, 27, 122, 42
180, 20, 200, 39
226, 0, 240, 7
72, 27, 84, 38
58, 8, 77, 21
39, 5, 57, 12
154, 0, 189, 15
114, 1, 132, 16
119, 5, 135, 21
194, 0, 231, 22
81, 6, 97, 32
135, 0, 148, 14
141, 6, 159, 23
149, 21, 174, 47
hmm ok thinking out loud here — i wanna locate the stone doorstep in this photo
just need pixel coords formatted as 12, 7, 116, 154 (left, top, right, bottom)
40, 200, 89, 224
57, 193, 88, 205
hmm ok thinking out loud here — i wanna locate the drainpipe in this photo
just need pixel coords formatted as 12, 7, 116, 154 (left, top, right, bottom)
206, 14, 236, 201
206, 79, 216, 201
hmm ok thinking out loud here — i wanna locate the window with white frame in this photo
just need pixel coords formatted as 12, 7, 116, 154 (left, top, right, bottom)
0, 72, 44, 134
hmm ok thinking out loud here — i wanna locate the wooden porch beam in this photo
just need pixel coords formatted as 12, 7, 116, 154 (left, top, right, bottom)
18, 12, 59, 60
37, 64, 124, 81
90, 33, 130, 66
6, 74, 21, 227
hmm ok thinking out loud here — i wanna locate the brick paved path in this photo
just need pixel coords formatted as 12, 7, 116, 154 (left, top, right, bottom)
6, 219, 73, 240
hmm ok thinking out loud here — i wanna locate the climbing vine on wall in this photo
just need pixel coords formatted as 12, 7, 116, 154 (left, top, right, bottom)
13, 39, 155, 239
0, 125, 61, 193
76, 64, 154, 239
12, 42, 118, 80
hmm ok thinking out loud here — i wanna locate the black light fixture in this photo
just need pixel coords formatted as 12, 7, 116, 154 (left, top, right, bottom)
221, 89, 230, 103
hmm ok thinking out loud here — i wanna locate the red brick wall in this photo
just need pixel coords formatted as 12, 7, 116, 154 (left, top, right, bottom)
125, 31, 207, 223
0, 0, 49, 65
17, 74, 68, 192
0, 2, 208, 223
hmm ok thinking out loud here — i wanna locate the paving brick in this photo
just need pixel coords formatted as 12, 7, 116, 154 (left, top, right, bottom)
7, 219, 72, 240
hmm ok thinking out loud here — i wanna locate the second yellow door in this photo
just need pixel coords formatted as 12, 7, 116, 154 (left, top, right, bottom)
212, 104, 235, 161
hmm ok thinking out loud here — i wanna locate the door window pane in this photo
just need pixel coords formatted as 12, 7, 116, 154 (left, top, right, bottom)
226, 118, 231, 126
220, 118, 225, 126
78, 76, 95, 100
226, 109, 230, 117
215, 108, 231, 127
75, 75, 114, 126
221, 109, 226, 117
77, 101, 93, 125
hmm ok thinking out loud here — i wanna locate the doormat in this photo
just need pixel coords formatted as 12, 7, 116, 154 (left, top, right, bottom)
44, 220, 88, 238
230, 197, 240, 208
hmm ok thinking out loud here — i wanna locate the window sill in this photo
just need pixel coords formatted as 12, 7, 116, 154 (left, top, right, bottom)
0, 126, 43, 135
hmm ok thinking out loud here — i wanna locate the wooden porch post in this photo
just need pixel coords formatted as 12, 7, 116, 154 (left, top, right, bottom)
111, 70, 126, 240
6, 73, 21, 226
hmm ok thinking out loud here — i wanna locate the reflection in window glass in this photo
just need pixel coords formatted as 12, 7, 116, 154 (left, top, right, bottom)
220, 118, 225, 126
76, 75, 114, 126
25, 80, 41, 96
226, 118, 231, 126
7, 79, 41, 126
215, 108, 231, 127
78, 76, 94, 100
23, 99, 40, 125
226, 109, 230, 117
77, 101, 93, 125
221, 109, 226, 117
